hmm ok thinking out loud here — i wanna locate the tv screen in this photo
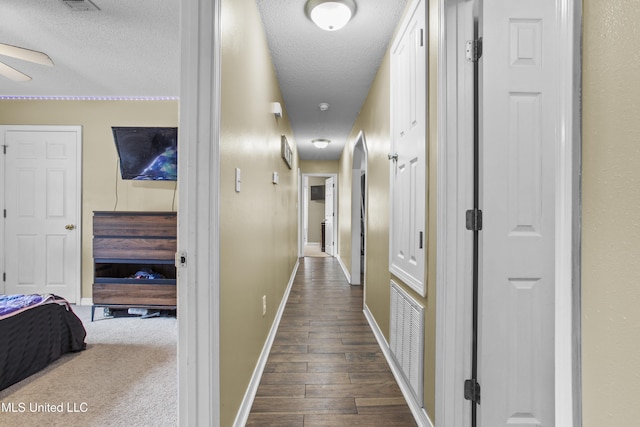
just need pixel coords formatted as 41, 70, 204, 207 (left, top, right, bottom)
112, 127, 178, 181
310, 185, 325, 200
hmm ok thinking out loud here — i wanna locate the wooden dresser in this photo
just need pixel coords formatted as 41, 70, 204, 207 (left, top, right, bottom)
92, 211, 177, 320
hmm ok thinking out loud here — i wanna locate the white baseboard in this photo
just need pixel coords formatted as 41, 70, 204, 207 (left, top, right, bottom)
363, 304, 434, 427
233, 259, 300, 427
335, 254, 351, 283
80, 297, 93, 306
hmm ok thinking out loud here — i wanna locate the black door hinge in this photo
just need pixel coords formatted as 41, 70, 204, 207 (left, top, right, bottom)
466, 209, 483, 231
466, 38, 483, 62
464, 379, 481, 403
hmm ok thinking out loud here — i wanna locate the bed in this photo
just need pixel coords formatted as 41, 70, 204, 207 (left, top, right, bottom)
0, 294, 87, 391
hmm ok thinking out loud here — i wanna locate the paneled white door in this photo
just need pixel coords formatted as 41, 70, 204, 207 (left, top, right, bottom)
2, 126, 81, 303
324, 176, 334, 256
477, 0, 558, 425
389, 0, 427, 296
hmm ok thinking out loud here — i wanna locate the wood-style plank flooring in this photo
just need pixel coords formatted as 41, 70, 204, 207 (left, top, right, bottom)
247, 257, 417, 426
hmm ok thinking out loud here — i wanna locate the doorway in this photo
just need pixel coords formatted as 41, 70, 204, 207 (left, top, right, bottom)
435, 0, 582, 426
300, 173, 337, 258
350, 131, 367, 285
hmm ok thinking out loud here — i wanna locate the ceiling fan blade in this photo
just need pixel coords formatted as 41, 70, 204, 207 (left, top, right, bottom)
0, 61, 32, 82
0, 43, 54, 67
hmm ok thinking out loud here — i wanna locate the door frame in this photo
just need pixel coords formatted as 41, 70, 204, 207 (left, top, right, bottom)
178, 0, 222, 424
350, 130, 368, 286
435, 1, 583, 426
299, 172, 338, 258
0, 125, 82, 304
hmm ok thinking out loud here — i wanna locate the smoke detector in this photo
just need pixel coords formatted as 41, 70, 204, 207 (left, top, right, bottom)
319, 102, 329, 111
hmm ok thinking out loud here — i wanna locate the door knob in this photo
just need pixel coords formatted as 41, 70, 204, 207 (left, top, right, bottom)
65, 224, 76, 230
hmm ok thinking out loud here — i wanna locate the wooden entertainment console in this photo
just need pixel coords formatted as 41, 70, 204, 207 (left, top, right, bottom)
92, 211, 177, 321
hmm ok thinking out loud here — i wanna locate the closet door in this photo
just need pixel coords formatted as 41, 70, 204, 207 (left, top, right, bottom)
389, 0, 427, 296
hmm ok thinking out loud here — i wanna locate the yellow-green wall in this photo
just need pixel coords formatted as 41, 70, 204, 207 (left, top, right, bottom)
0, 99, 179, 300
219, 0, 298, 424
582, 0, 640, 425
300, 160, 339, 174
336, 0, 439, 417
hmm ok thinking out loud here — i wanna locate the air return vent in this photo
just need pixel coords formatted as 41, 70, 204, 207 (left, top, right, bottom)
60, 0, 100, 11
389, 280, 425, 404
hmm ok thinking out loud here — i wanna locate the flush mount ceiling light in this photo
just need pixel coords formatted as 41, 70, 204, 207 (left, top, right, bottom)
305, 0, 356, 31
311, 138, 331, 149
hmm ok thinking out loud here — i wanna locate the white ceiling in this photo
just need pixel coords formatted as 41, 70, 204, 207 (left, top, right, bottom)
0, 0, 180, 98
0, 0, 406, 161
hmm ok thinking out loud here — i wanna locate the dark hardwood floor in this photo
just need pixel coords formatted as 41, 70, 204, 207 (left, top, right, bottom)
246, 257, 417, 426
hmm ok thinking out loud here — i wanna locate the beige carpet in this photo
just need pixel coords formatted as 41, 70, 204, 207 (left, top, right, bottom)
0, 305, 177, 427
303, 243, 329, 257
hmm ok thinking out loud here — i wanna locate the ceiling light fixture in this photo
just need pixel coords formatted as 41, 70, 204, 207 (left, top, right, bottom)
311, 138, 331, 149
305, 0, 356, 32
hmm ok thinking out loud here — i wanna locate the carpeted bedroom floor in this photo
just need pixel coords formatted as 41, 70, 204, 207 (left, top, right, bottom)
0, 305, 177, 426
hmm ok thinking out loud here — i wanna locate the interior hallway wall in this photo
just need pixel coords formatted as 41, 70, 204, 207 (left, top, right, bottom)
336, 0, 439, 417
582, 1, 640, 425
299, 160, 339, 175
219, 0, 298, 424
0, 99, 178, 300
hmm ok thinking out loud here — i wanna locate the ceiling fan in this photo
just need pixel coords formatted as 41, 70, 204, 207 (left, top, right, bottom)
0, 43, 54, 82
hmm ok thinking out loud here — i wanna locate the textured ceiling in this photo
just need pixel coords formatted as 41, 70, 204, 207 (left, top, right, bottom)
0, 0, 180, 98
0, 0, 406, 161
256, 0, 407, 160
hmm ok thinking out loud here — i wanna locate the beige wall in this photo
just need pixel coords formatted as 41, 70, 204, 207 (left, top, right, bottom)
0, 99, 179, 300
300, 159, 339, 174
219, 0, 298, 424
582, 0, 640, 424
336, 0, 439, 417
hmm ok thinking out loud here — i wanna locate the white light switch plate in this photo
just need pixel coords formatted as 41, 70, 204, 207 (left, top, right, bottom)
235, 168, 241, 192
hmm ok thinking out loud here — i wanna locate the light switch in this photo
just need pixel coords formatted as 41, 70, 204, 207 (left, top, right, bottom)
272, 171, 279, 184
235, 168, 241, 192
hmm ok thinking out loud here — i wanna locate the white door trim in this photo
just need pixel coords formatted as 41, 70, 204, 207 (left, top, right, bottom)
178, 0, 222, 425
0, 125, 82, 304
435, 1, 582, 426
434, 2, 475, 425
350, 130, 368, 286
298, 168, 303, 258
299, 172, 338, 257
554, 2, 583, 424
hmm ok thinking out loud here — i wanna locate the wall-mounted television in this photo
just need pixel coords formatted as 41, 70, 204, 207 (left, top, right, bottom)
310, 185, 325, 200
112, 127, 178, 181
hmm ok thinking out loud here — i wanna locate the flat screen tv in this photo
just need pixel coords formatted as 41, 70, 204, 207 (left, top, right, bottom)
112, 127, 178, 181
310, 185, 325, 200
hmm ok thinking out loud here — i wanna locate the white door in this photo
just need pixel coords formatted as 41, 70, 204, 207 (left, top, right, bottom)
477, 0, 558, 425
389, 0, 427, 296
324, 176, 334, 256
303, 175, 309, 247
2, 126, 81, 303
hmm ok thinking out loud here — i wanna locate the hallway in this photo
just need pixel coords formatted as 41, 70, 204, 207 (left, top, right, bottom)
246, 257, 417, 426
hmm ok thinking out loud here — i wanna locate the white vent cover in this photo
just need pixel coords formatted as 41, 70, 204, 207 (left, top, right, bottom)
60, 0, 100, 11
389, 280, 425, 404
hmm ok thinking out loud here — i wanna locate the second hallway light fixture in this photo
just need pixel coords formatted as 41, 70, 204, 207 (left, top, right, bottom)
305, 0, 357, 31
